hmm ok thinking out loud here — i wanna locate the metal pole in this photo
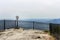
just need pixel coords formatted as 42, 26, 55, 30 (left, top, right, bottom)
16, 16, 19, 29
15, 20, 16, 28
4, 19, 5, 30
33, 21, 34, 30
49, 23, 53, 35
17, 19, 18, 28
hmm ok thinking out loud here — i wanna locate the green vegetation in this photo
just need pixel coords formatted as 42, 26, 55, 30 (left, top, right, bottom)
44, 30, 50, 34
14, 26, 19, 29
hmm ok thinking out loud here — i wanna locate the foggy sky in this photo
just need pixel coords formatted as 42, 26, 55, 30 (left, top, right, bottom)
0, 0, 60, 19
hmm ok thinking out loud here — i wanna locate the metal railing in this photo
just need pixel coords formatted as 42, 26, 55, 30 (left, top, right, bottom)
0, 20, 49, 30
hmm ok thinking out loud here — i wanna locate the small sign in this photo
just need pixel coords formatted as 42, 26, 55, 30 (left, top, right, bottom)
16, 16, 19, 20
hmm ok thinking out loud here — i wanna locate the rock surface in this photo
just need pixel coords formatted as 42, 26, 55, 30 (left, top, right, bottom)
0, 28, 54, 40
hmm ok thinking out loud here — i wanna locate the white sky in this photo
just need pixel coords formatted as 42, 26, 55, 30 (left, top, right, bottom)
0, 0, 60, 19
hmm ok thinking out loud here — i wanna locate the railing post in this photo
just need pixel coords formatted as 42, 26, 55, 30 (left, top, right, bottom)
15, 20, 16, 28
4, 19, 5, 30
33, 21, 34, 30
49, 23, 53, 35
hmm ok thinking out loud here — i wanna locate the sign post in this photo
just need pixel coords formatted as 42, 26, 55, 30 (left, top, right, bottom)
16, 16, 19, 29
